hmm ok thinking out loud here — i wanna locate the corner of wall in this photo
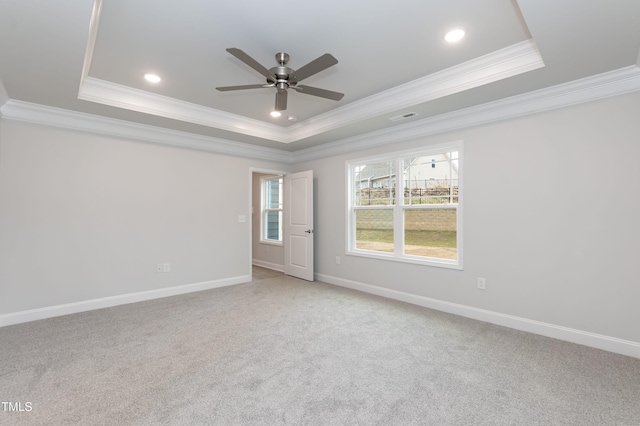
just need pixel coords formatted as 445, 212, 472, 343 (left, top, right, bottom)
0, 78, 9, 113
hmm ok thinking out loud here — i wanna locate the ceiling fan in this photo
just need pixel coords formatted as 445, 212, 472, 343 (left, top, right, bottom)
216, 48, 344, 112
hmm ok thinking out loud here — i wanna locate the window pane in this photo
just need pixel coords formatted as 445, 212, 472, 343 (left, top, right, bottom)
265, 211, 281, 241
261, 176, 283, 243
402, 152, 459, 205
353, 161, 396, 206
355, 209, 394, 253
266, 178, 282, 209
404, 208, 457, 260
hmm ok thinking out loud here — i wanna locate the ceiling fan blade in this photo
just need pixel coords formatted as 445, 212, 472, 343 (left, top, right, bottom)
275, 88, 288, 111
290, 53, 338, 83
294, 85, 344, 101
226, 48, 277, 82
216, 84, 273, 91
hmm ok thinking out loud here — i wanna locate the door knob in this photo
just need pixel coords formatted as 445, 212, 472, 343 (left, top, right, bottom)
305, 229, 314, 234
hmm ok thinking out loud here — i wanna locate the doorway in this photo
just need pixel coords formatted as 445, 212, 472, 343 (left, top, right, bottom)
249, 168, 315, 282
250, 169, 287, 275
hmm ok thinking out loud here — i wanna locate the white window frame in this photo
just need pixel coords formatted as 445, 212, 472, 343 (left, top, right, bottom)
260, 175, 283, 246
346, 141, 463, 270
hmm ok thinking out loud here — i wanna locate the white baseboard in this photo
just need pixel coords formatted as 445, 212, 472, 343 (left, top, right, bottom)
252, 260, 284, 272
0, 275, 250, 327
316, 273, 640, 359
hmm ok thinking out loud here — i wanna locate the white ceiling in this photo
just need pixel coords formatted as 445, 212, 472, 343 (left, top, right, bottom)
1, 0, 639, 152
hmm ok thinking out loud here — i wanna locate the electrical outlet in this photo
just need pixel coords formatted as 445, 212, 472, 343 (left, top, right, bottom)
163, 263, 171, 273
156, 263, 163, 273
335, 256, 341, 265
477, 277, 486, 290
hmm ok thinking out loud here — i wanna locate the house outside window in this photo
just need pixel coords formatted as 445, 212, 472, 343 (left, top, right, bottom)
261, 176, 283, 244
347, 141, 462, 269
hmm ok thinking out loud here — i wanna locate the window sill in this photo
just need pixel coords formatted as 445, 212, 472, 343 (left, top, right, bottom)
346, 249, 462, 270
260, 239, 283, 247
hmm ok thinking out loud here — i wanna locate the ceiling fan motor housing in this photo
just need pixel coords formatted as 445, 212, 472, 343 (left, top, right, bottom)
270, 66, 293, 81
270, 53, 293, 86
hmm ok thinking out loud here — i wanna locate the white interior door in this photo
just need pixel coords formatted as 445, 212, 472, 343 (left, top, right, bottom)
284, 170, 314, 281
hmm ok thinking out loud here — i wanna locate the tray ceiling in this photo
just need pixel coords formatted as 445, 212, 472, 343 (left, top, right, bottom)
1, 0, 639, 152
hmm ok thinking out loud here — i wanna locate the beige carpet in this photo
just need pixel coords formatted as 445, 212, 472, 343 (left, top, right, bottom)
1, 275, 639, 425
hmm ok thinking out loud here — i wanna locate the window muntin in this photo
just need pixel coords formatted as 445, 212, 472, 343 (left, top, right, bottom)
347, 143, 462, 269
261, 176, 283, 244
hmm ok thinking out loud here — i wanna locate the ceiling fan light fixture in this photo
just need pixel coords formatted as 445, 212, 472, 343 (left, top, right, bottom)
143, 73, 162, 83
444, 28, 466, 43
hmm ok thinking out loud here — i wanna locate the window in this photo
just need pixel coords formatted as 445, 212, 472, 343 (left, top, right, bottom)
261, 176, 283, 244
347, 141, 462, 269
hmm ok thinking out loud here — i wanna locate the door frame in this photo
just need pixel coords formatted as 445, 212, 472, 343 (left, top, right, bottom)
248, 167, 290, 282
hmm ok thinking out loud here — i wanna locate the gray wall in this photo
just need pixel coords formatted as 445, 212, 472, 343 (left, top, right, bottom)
1, 91, 639, 346
0, 120, 287, 315
252, 172, 285, 270
295, 91, 640, 343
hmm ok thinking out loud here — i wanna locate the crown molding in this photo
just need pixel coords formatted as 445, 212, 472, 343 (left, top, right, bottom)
3, 66, 638, 165
77, 40, 542, 144
292, 65, 640, 162
79, 0, 103, 86
79, 4, 543, 145
78, 76, 289, 142
0, 100, 294, 163
286, 39, 544, 142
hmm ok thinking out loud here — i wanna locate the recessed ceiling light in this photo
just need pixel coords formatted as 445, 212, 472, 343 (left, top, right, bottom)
270, 111, 282, 118
143, 73, 162, 83
444, 28, 466, 43
288, 116, 297, 122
